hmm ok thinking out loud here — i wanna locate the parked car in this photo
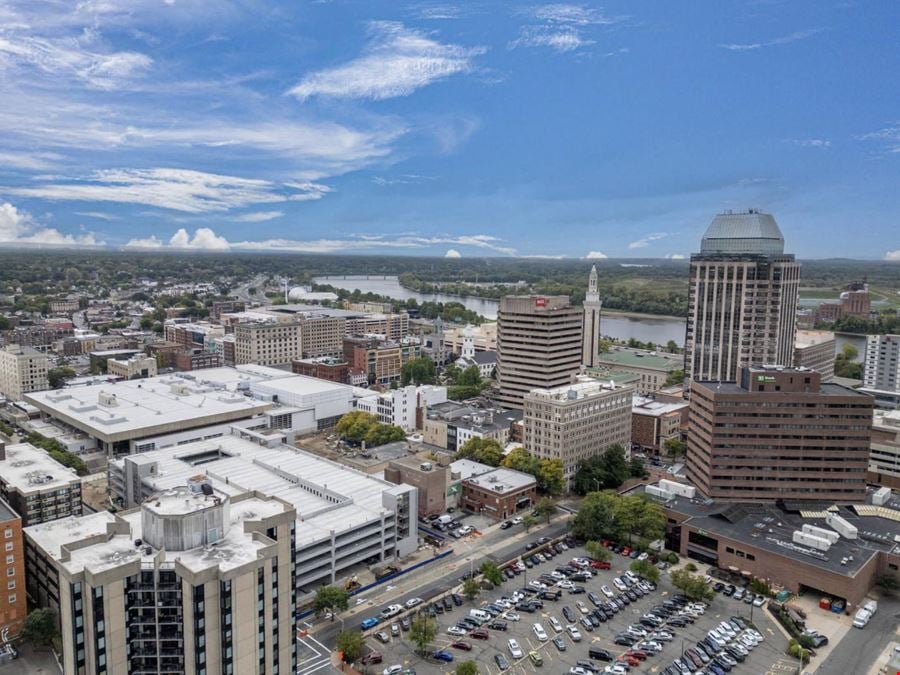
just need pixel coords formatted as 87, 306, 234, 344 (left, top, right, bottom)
432, 649, 454, 663
494, 653, 510, 671
361, 651, 383, 665
450, 641, 472, 651
374, 631, 390, 644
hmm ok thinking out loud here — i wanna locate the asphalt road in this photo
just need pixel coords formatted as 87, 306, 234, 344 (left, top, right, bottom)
313, 519, 573, 649
816, 595, 900, 675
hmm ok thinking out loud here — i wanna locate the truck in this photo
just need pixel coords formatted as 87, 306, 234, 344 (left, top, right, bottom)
862, 599, 878, 615
852, 608, 872, 628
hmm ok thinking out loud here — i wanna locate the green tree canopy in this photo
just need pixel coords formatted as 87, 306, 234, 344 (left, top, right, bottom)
409, 614, 437, 655
401, 356, 437, 386
336, 630, 365, 662
48, 366, 76, 389
501, 448, 564, 495
669, 569, 715, 602
664, 438, 687, 458
312, 585, 349, 620
664, 369, 685, 386
456, 437, 504, 466
572, 445, 629, 495
20, 608, 59, 647
584, 540, 611, 563
534, 497, 556, 523
480, 561, 503, 586
629, 559, 660, 584
456, 660, 479, 675
571, 491, 665, 544
462, 578, 481, 601
334, 410, 406, 447
521, 514, 536, 532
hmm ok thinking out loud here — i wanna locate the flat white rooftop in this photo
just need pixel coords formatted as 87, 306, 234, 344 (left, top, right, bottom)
526, 377, 631, 402
632, 395, 690, 416
464, 467, 535, 494
25, 371, 274, 442
0, 442, 81, 493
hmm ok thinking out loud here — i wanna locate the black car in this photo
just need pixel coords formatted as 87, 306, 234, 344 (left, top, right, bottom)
576, 660, 599, 673
618, 594, 631, 606
515, 601, 536, 613
562, 606, 576, 622
589, 647, 613, 662
451, 593, 463, 606
614, 635, 635, 646
591, 609, 607, 623
568, 586, 586, 595
625, 590, 638, 602
500, 520, 512, 529
494, 653, 509, 671
666, 618, 687, 627
588, 591, 602, 606
713, 582, 725, 592
488, 620, 508, 631
525, 542, 537, 550
442, 596, 453, 610
541, 590, 561, 601
503, 568, 514, 580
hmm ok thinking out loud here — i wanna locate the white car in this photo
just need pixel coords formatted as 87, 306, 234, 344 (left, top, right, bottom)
504, 611, 521, 622
752, 595, 766, 607
447, 626, 467, 636
557, 580, 575, 590
601, 585, 615, 598
383, 666, 403, 675
603, 666, 628, 675
624, 571, 638, 583
458, 525, 474, 536
566, 624, 582, 642
528, 580, 547, 591
576, 601, 589, 614
548, 616, 563, 633
532, 623, 548, 641
404, 597, 423, 609
637, 552, 649, 561
507, 638, 524, 659
613, 577, 627, 591
380, 604, 403, 619
550, 571, 567, 580
512, 517, 524, 525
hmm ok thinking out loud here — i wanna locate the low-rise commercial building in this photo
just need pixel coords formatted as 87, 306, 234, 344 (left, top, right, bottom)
174, 348, 223, 371
344, 336, 422, 385
107, 354, 158, 380
686, 366, 873, 502
631, 396, 689, 452
25, 486, 297, 675
108, 431, 417, 595
0, 442, 83, 526
89, 348, 142, 373
355, 385, 447, 432
0, 344, 49, 401
292, 356, 350, 383
423, 401, 522, 452
0, 498, 26, 639
384, 457, 448, 517
461, 468, 537, 521
794, 330, 836, 381
523, 378, 633, 489
594, 348, 682, 396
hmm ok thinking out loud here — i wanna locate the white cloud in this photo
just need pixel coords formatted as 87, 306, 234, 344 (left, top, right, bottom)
233, 211, 284, 222
288, 21, 485, 101
0, 201, 101, 245
857, 123, 900, 154
886, 250, 900, 261
6, 168, 321, 213
444, 248, 461, 258
585, 250, 608, 259
0, 34, 152, 88
719, 28, 825, 52
75, 211, 118, 220
666, 253, 686, 260
411, 3, 464, 20
125, 235, 164, 248
791, 138, 831, 148
169, 227, 231, 250
0, 151, 63, 170
511, 4, 622, 52
520, 254, 566, 259
628, 232, 669, 249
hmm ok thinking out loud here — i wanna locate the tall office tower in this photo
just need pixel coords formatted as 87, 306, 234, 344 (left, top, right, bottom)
686, 366, 873, 502
684, 210, 801, 384
25, 483, 298, 675
582, 265, 603, 368
0, 344, 49, 401
864, 335, 900, 393
495, 295, 583, 409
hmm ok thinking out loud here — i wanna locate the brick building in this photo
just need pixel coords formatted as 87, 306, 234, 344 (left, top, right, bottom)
145, 341, 182, 368
461, 468, 537, 521
631, 396, 689, 452
686, 366, 873, 502
0, 498, 25, 639
343, 336, 422, 385
292, 357, 351, 383
384, 457, 448, 517
174, 348, 223, 371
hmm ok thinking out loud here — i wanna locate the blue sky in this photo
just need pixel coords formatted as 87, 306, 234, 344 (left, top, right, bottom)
0, 1, 898, 259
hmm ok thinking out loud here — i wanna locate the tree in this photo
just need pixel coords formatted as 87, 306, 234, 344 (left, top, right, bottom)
749, 578, 772, 597
456, 437, 504, 466
664, 438, 687, 458
20, 608, 58, 648
876, 574, 899, 597
572, 445, 630, 495
666, 340, 679, 353
669, 569, 714, 602
480, 561, 503, 586
312, 585, 349, 620
401, 356, 437, 386
457, 365, 482, 387
835, 343, 863, 379
664, 369, 685, 386
456, 660, 479, 675
630, 559, 660, 584
409, 614, 437, 655
47, 366, 76, 389
628, 457, 648, 479
585, 540, 611, 563
521, 514, 536, 532
787, 639, 811, 665
534, 497, 556, 523
536, 459, 565, 495
336, 630, 365, 663
462, 578, 481, 601
334, 411, 405, 448
571, 491, 619, 541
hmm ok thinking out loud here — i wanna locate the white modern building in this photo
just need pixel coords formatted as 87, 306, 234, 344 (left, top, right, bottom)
108, 429, 417, 595
355, 384, 447, 432
864, 335, 900, 393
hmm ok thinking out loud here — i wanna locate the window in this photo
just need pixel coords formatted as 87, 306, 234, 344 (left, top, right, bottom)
8, 594, 15, 604
7, 581, 15, 590
3, 529, 11, 539
5, 555, 12, 564
6, 568, 13, 577
3, 543, 11, 552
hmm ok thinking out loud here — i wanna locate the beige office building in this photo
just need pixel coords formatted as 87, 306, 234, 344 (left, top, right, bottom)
298, 315, 345, 358
523, 378, 633, 488
794, 330, 836, 381
0, 344, 49, 401
234, 321, 302, 366
25, 481, 298, 675
685, 210, 800, 384
496, 296, 583, 409
107, 355, 158, 380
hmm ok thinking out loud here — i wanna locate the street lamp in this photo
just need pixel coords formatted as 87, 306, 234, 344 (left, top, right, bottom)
593, 478, 601, 492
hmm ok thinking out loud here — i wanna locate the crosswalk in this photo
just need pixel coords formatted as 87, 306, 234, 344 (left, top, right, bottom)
296, 627, 333, 675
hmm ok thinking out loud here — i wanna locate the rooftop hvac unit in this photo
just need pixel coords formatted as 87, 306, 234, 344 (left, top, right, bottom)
659, 479, 696, 499
792, 530, 832, 552
801, 524, 839, 544
872, 486, 891, 506
645, 485, 674, 501
826, 513, 858, 540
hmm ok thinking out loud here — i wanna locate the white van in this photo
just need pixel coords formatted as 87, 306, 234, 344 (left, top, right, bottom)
532, 623, 548, 641
852, 608, 871, 628
469, 609, 490, 624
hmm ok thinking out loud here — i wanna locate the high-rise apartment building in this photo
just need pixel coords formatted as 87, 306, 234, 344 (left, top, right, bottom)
234, 320, 302, 366
582, 265, 602, 368
496, 295, 583, 409
0, 498, 26, 640
25, 483, 298, 675
523, 378, 633, 488
684, 210, 801, 384
686, 366, 873, 502
864, 335, 900, 393
0, 344, 50, 401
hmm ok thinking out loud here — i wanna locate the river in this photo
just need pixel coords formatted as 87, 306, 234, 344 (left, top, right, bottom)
314, 275, 687, 346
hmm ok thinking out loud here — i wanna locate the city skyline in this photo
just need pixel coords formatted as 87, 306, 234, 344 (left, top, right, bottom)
0, 1, 898, 259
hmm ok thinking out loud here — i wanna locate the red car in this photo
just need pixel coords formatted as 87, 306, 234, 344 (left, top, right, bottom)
619, 655, 640, 668
451, 641, 473, 651
361, 651, 383, 665
469, 629, 489, 640
620, 547, 632, 556
626, 650, 648, 661
591, 560, 611, 570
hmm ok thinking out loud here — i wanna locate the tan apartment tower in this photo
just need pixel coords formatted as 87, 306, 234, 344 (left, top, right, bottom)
686, 366, 873, 502
684, 210, 800, 384
495, 295, 583, 409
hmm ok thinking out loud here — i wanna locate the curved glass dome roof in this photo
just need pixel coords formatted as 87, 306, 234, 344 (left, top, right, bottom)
700, 209, 785, 255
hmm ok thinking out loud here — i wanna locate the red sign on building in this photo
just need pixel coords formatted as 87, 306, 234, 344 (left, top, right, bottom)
534, 297, 547, 307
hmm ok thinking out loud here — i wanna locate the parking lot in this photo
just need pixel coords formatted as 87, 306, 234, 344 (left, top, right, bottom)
357, 539, 790, 674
